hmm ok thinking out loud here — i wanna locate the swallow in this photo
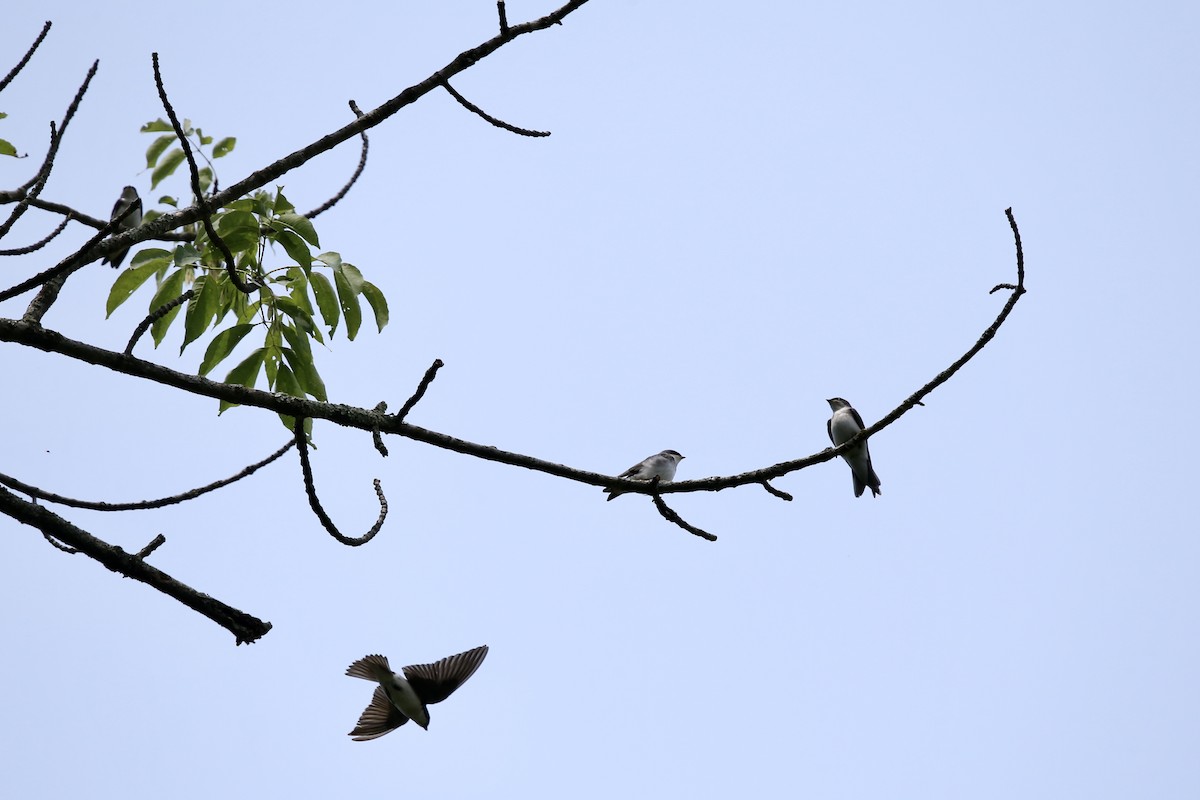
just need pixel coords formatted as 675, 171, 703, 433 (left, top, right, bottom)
345, 645, 488, 740
826, 397, 882, 498
604, 449, 685, 500
102, 185, 142, 268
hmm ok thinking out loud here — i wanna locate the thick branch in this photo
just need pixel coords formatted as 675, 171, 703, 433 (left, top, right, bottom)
70, 0, 592, 268
0, 485, 271, 644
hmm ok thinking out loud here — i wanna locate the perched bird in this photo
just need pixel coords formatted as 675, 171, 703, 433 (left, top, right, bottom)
826, 397, 882, 498
102, 185, 142, 269
604, 449, 685, 500
345, 645, 488, 740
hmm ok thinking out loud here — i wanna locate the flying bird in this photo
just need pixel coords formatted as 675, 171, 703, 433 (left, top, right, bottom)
102, 185, 143, 269
345, 644, 489, 740
826, 398, 882, 498
604, 449, 685, 500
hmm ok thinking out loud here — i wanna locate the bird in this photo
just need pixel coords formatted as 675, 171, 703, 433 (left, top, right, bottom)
345, 645, 489, 740
102, 185, 142, 269
826, 397, 882, 498
604, 449, 685, 500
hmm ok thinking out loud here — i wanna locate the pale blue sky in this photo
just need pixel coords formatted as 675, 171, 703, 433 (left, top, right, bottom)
3, 2, 1198, 798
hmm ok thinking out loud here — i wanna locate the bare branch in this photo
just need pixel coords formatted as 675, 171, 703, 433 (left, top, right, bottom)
443, 80, 551, 137
134, 534, 167, 560
0, 212, 71, 255
395, 358, 444, 422
650, 479, 717, 542
497, 1, 509, 35
0, 20, 51, 94
294, 419, 388, 546
0, 440, 295, 511
304, 100, 369, 219
124, 289, 194, 354
760, 481, 793, 501
371, 401, 389, 457
0, 485, 272, 644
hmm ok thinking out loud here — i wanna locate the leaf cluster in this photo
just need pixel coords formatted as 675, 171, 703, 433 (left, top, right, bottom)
106, 119, 388, 428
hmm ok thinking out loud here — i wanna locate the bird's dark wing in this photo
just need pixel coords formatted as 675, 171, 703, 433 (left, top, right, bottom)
849, 406, 866, 430
403, 644, 489, 706
349, 685, 409, 741
827, 418, 835, 445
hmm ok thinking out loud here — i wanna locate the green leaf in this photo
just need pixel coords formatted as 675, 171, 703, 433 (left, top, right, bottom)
199, 323, 254, 376
173, 243, 203, 267
275, 295, 316, 336
145, 135, 174, 168
310, 272, 339, 334
149, 269, 187, 347
334, 265, 362, 341
282, 344, 327, 402
215, 210, 261, 252
181, 274, 223, 354
277, 211, 319, 248
219, 347, 265, 414
274, 190, 295, 215
213, 137, 236, 158
106, 256, 167, 317
0, 138, 18, 157
140, 118, 174, 133
280, 316, 313, 362
150, 148, 186, 189
316, 251, 342, 269
276, 229, 313, 272
337, 262, 365, 293
361, 281, 390, 333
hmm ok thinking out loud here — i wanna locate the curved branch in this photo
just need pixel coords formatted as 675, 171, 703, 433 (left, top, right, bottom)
2, 202, 1025, 496
0, 212, 71, 256
304, 100, 369, 219
0, 484, 272, 644
0, 440, 295, 511
294, 419, 388, 546
443, 80, 551, 137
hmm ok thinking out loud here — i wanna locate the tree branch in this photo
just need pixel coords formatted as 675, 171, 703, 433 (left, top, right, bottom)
0, 485, 272, 644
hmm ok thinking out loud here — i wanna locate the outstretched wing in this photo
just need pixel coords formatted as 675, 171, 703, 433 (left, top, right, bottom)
345, 654, 393, 682
348, 685, 410, 741
402, 644, 489, 706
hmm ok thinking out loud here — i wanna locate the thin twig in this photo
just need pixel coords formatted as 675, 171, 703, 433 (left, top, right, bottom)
305, 100, 369, 219
0, 212, 71, 255
135, 534, 167, 559
371, 401, 389, 457
395, 358, 444, 421
649, 479, 717, 542
760, 481, 793, 501
0, 440, 296, 510
443, 80, 550, 137
124, 289, 194, 354
0, 20, 51, 93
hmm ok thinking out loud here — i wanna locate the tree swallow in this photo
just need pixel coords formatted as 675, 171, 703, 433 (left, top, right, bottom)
345, 645, 488, 740
826, 398, 882, 498
604, 449, 685, 500
102, 185, 142, 269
